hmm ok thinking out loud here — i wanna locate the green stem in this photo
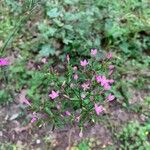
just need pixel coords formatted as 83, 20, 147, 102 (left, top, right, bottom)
65, 82, 82, 107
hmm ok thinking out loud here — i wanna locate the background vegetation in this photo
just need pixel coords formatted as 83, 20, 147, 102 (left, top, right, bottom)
0, 0, 150, 149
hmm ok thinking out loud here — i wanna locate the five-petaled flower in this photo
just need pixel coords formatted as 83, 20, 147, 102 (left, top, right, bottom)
49, 90, 59, 99
80, 59, 88, 67
94, 104, 104, 115
81, 82, 90, 91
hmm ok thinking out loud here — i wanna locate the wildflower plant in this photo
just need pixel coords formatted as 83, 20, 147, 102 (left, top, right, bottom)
27, 49, 116, 127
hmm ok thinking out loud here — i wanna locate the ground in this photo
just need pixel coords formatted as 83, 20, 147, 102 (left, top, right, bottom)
0, 0, 150, 149
0, 84, 149, 149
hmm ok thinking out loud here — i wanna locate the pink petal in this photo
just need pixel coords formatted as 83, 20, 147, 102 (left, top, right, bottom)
31, 117, 37, 123
80, 59, 88, 67
94, 104, 104, 115
107, 94, 115, 102
108, 79, 114, 83
0, 58, 9, 66
95, 75, 102, 83
23, 98, 31, 106
65, 111, 71, 116
49, 90, 59, 99
109, 70, 114, 75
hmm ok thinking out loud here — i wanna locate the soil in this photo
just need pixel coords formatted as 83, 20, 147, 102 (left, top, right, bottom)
0, 88, 148, 150
0, 56, 149, 149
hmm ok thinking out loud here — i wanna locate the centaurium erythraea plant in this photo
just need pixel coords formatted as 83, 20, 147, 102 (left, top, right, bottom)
27, 49, 116, 127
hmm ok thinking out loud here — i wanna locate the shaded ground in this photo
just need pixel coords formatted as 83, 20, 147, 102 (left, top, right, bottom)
0, 53, 149, 149
0, 86, 149, 150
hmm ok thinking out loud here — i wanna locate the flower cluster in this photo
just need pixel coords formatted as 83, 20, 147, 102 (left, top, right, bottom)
95, 75, 114, 90
28, 49, 116, 126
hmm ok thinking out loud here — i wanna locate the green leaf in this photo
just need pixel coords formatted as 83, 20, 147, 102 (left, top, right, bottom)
53, 19, 64, 27
47, 8, 60, 18
39, 44, 55, 56
63, 38, 73, 44
48, 28, 57, 36
64, 0, 79, 5
45, 107, 53, 116
64, 25, 73, 31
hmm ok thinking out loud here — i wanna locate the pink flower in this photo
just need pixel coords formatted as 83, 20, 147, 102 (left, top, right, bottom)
95, 75, 114, 90
94, 104, 104, 115
107, 93, 115, 102
49, 90, 59, 100
106, 52, 112, 59
73, 74, 78, 80
81, 82, 90, 91
65, 111, 71, 116
31, 117, 37, 123
23, 98, 31, 106
96, 75, 108, 86
91, 49, 97, 56
0, 58, 9, 66
80, 59, 88, 67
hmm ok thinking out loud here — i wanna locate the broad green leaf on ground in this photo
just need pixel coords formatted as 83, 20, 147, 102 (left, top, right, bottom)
39, 44, 55, 56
